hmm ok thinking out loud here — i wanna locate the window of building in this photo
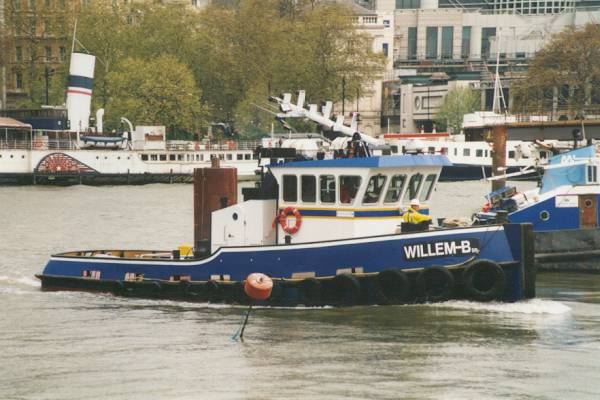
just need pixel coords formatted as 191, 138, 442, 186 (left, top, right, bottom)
169, 154, 176, 161
237, 154, 243, 160
476, 149, 483, 157
15, 47, 22, 62
29, 0, 35, 9
150, 154, 157, 161
404, 173, 423, 202
463, 148, 471, 157
382, 43, 388, 57
244, 154, 251, 160
320, 175, 336, 203
141, 154, 148, 161
426, 27, 438, 59
159, 154, 167, 161
45, 46, 52, 62
441, 27, 453, 59
59, 46, 66, 62
396, 0, 420, 9
407, 27, 417, 60
15, 72, 23, 89
462, 26, 471, 58
363, 175, 386, 204
419, 174, 437, 201
218, 154, 224, 160
283, 175, 297, 202
481, 27, 496, 59
301, 175, 316, 203
340, 175, 361, 204
384, 174, 406, 203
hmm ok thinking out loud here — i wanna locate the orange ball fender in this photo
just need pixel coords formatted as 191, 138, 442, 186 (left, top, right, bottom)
277, 207, 302, 234
244, 273, 274, 300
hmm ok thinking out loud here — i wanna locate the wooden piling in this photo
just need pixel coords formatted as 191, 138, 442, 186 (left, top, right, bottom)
491, 124, 507, 192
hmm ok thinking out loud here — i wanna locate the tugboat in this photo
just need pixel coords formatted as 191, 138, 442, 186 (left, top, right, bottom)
37, 136, 536, 306
474, 144, 600, 272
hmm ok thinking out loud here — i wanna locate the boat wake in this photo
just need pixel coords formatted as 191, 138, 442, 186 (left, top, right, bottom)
430, 298, 571, 314
0, 275, 40, 288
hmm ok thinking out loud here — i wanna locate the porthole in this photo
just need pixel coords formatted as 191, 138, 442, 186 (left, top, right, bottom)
232, 212, 238, 221
539, 210, 550, 221
585, 199, 593, 208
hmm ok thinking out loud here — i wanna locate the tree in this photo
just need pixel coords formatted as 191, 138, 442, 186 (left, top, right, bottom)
434, 86, 480, 134
512, 24, 600, 116
104, 56, 210, 138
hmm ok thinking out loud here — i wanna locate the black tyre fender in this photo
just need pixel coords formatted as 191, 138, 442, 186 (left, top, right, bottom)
416, 266, 455, 302
233, 281, 251, 305
463, 259, 506, 302
376, 269, 410, 304
297, 277, 322, 306
150, 281, 162, 296
112, 280, 125, 295
204, 280, 223, 301
332, 273, 362, 306
267, 279, 285, 304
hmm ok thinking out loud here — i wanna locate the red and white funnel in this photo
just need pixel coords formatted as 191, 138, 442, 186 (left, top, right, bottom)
66, 53, 95, 132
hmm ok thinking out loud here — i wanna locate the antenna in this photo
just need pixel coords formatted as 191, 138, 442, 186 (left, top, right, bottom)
492, 31, 507, 115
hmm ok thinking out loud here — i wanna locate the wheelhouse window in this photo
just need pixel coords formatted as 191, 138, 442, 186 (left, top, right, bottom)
463, 148, 470, 157
403, 173, 423, 202
141, 154, 148, 161
508, 151, 515, 159
282, 175, 297, 202
363, 175, 386, 204
476, 149, 483, 157
160, 154, 167, 161
340, 175, 361, 204
150, 154, 158, 161
320, 175, 336, 203
384, 174, 406, 203
419, 174, 437, 202
301, 175, 316, 203
169, 154, 176, 161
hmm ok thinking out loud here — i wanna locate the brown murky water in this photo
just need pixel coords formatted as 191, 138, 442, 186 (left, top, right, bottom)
1, 182, 599, 400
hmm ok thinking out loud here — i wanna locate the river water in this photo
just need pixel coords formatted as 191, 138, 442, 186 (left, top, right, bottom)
1, 181, 600, 400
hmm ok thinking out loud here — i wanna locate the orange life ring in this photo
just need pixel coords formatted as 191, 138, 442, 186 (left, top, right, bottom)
244, 273, 273, 300
482, 202, 491, 212
277, 207, 302, 234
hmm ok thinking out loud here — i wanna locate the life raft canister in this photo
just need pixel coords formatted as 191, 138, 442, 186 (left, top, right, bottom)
276, 207, 302, 234
244, 273, 273, 300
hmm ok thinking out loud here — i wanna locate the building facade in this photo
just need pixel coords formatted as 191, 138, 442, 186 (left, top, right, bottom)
360, 0, 600, 133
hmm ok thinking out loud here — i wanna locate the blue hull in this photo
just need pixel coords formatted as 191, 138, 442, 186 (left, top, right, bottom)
38, 224, 535, 305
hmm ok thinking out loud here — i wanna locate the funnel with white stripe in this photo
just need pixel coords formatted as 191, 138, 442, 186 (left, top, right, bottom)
66, 53, 96, 132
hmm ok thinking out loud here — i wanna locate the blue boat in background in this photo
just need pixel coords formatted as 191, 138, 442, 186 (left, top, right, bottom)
475, 144, 600, 272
